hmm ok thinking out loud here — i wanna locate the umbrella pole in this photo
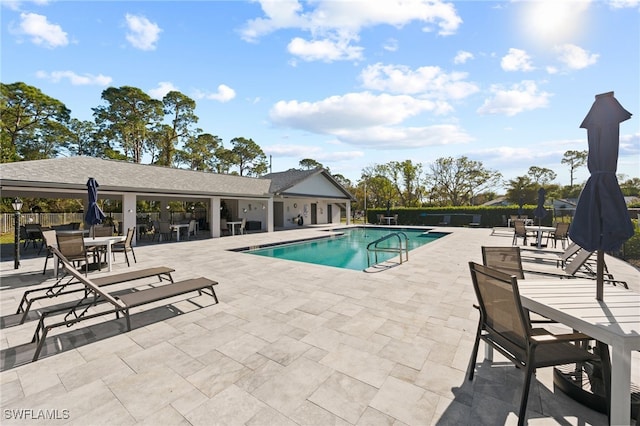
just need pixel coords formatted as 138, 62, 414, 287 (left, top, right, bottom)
596, 250, 604, 301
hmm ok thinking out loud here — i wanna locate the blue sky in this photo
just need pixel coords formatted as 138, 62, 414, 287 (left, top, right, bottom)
2, 0, 639, 190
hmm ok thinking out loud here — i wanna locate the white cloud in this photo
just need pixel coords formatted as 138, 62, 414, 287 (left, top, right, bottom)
383, 38, 398, 52
193, 84, 236, 102
501, 48, 535, 72
125, 14, 161, 51
240, 0, 462, 62
359, 63, 479, 101
553, 43, 599, 70
609, 0, 640, 8
15, 12, 68, 48
35, 70, 112, 86
269, 91, 473, 149
477, 81, 552, 116
149, 82, 178, 99
270, 92, 441, 134
287, 37, 363, 62
267, 144, 365, 162
453, 50, 473, 64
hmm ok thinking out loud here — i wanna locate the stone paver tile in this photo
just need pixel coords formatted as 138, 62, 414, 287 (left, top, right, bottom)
0, 371, 23, 405
136, 405, 191, 425
217, 332, 270, 364
246, 406, 299, 426
169, 388, 208, 417
320, 344, 395, 388
108, 366, 196, 421
127, 321, 183, 349
429, 396, 471, 426
297, 299, 336, 316
389, 363, 420, 384
59, 354, 133, 391
375, 319, 421, 342
377, 336, 432, 370
66, 397, 135, 426
185, 384, 266, 426
286, 309, 328, 331
369, 376, 439, 426
308, 371, 378, 424
355, 406, 396, 426
121, 341, 204, 377
235, 359, 285, 394
239, 317, 296, 343
288, 400, 352, 426
76, 333, 142, 362
251, 356, 333, 415
186, 351, 250, 398
415, 360, 467, 399
168, 324, 243, 358
337, 311, 388, 339
258, 335, 312, 366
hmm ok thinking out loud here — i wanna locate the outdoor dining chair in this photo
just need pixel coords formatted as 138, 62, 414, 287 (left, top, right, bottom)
112, 227, 136, 267
512, 220, 534, 246
546, 222, 570, 249
56, 232, 92, 276
40, 230, 57, 275
467, 262, 600, 426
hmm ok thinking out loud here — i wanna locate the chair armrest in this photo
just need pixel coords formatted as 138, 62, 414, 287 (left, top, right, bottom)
531, 332, 593, 344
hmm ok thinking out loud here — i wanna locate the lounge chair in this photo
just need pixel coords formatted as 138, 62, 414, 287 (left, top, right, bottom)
519, 242, 581, 268
467, 262, 600, 426
482, 246, 627, 287
31, 247, 217, 361
12, 266, 175, 326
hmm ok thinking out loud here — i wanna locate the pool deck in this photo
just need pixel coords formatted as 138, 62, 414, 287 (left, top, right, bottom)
1, 225, 638, 425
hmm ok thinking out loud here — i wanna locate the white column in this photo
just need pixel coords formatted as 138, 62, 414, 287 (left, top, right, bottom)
267, 198, 274, 232
345, 201, 351, 225
122, 194, 137, 245
210, 197, 220, 237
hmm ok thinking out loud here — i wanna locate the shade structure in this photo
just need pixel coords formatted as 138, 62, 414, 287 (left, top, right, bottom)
569, 91, 634, 300
85, 177, 106, 237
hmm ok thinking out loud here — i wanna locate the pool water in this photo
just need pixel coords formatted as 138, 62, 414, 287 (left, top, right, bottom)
244, 227, 447, 271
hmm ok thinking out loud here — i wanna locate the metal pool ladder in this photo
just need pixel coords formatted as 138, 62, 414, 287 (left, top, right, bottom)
366, 232, 409, 268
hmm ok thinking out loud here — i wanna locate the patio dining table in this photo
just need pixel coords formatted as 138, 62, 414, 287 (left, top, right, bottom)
518, 279, 640, 425
525, 225, 556, 249
169, 223, 189, 241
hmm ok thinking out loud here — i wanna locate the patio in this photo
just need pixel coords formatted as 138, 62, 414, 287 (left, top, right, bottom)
1, 226, 638, 425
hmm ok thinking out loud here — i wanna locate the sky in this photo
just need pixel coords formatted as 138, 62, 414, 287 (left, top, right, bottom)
1, 0, 639, 191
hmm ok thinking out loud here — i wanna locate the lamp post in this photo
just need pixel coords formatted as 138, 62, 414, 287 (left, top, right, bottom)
12, 197, 23, 269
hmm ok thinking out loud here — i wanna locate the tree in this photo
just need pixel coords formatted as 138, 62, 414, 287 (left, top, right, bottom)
527, 166, 557, 186
505, 175, 537, 204
230, 137, 268, 177
299, 158, 323, 170
388, 160, 424, 207
180, 133, 223, 171
427, 156, 502, 206
92, 86, 163, 163
65, 118, 104, 157
561, 150, 588, 187
361, 165, 398, 208
1, 82, 71, 162
154, 91, 198, 166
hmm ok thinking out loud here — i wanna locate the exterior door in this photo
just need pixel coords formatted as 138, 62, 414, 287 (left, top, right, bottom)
274, 202, 284, 228
327, 205, 332, 223
311, 203, 317, 224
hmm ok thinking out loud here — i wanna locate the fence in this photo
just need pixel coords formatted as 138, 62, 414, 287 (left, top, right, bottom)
1, 213, 126, 234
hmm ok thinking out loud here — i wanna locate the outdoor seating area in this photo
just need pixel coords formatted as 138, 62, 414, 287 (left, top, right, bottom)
1, 225, 638, 425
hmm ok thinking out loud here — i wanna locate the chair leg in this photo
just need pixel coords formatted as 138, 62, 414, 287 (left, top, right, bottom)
124, 250, 130, 267
42, 254, 49, 275
518, 356, 536, 426
467, 328, 482, 381
131, 248, 137, 264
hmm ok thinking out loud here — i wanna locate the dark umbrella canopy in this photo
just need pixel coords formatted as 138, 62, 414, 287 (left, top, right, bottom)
85, 177, 106, 233
533, 188, 547, 224
568, 92, 634, 300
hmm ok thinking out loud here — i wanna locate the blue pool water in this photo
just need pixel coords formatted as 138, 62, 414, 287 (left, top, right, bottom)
244, 227, 447, 271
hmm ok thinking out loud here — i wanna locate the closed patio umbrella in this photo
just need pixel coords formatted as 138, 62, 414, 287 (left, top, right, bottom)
569, 91, 634, 300
85, 177, 106, 239
533, 188, 547, 248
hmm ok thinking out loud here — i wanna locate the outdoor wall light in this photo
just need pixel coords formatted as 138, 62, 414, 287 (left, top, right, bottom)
12, 197, 23, 269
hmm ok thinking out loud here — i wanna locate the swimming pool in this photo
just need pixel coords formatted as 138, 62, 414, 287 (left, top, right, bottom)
241, 227, 447, 271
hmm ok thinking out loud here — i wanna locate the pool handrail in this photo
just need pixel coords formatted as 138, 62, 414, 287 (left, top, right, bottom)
366, 231, 409, 269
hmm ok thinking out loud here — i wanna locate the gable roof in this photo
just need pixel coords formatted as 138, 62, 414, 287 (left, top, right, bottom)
0, 156, 271, 198
263, 168, 355, 200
